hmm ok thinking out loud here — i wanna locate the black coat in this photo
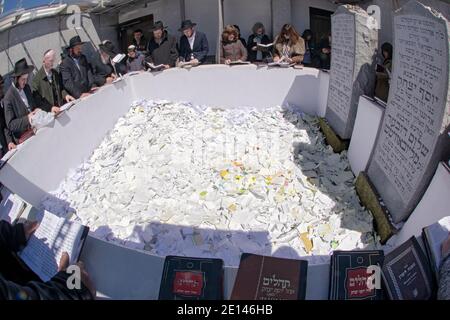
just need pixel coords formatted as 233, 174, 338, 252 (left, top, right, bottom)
91, 53, 128, 87
0, 221, 93, 300
60, 54, 94, 99
3, 84, 37, 142
178, 31, 209, 63
247, 34, 272, 62
91, 55, 115, 87
0, 100, 14, 156
146, 32, 179, 67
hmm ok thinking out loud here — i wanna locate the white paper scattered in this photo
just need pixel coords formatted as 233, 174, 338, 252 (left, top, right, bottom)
41, 100, 380, 266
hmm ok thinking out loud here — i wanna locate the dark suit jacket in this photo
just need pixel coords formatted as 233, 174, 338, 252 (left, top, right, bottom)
91, 55, 115, 87
0, 100, 14, 156
91, 53, 128, 87
178, 31, 209, 63
60, 54, 94, 99
146, 32, 179, 67
32, 66, 68, 110
3, 84, 37, 142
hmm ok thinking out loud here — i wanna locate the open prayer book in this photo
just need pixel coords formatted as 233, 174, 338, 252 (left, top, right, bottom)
257, 43, 274, 49
0, 192, 27, 224
19, 210, 89, 282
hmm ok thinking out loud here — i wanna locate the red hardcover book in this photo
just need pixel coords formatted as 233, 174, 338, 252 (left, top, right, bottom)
230, 254, 308, 300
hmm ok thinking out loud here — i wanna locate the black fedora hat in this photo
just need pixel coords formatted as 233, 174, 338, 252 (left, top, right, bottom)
150, 21, 167, 32
98, 41, 117, 58
179, 20, 197, 32
68, 35, 86, 49
13, 58, 34, 77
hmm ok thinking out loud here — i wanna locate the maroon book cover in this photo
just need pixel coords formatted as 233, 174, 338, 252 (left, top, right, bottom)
230, 254, 308, 300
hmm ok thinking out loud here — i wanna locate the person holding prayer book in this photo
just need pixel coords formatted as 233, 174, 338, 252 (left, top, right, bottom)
91, 41, 125, 86
178, 20, 209, 66
220, 25, 248, 65
273, 24, 305, 65
247, 22, 272, 63
146, 21, 179, 69
0, 220, 95, 300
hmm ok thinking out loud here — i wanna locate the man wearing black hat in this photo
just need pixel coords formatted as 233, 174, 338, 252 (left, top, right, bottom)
3, 58, 42, 144
60, 36, 95, 99
178, 20, 209, 65
145, 21, 179, 69
91, 40, 121, 87
0, 75, 15, 157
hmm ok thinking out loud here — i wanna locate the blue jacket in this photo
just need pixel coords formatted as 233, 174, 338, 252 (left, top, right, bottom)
178, 31, 209, 63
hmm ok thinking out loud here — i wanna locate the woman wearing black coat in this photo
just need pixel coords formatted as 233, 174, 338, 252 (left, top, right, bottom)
247, 22, 272, 63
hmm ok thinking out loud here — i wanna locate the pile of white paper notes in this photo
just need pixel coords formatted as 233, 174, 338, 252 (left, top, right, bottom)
42, 100, 380, 266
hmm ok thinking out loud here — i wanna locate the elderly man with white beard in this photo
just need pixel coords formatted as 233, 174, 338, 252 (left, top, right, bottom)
91, 41, 127, 87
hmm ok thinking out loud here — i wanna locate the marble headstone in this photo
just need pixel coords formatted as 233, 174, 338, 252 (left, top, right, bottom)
366, 1, 450, 223
325, 5, 378, 140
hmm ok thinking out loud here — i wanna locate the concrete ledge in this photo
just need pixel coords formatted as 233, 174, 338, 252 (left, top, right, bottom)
355, 172, 397, 244
318, 118, 349, 153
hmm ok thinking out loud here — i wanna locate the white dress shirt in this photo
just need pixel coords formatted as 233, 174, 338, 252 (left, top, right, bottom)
187, 31, 196, 50
13, 83, 31, 112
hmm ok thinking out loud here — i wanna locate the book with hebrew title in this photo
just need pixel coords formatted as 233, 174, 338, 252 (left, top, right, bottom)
19, 210, 89, 282
329, 250, 384, 300
381, 237, 435, 300
158, 256, 224, 300
230, 253, 308, 300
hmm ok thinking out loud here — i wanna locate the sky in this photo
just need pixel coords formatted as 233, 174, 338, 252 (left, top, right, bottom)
3, 1, 64, 14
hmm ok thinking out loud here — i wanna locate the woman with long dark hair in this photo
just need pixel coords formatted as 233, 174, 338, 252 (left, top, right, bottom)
273, 24, 305, 64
